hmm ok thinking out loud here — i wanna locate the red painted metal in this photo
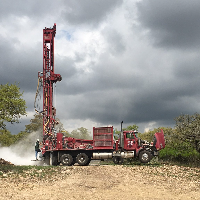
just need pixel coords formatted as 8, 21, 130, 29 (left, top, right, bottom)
93, 127, 114, 149
56, 132, 63, 149
37, 24, 165, 165
39, 23, 62, 142
123, 131, 138, 150
154, 129, 165, 150
59, 127, 113, 150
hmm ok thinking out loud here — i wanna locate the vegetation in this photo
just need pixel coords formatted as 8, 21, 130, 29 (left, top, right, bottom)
114, 124, 138, 139
0, 82, 199, 165
0, 164, 60, 179
123, 124, 139, 131
0, 83, 26, 130
174, 113, 200, 153
0, 83, 27, 146
0, 129, 15, 146
70, 127, 92, 139
138, 117, 200, 165
0, 114, 91, 146
25, 114, 43, 133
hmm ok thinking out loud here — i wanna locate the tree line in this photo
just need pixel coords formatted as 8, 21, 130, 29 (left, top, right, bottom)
137, 114, 200, 164
0, 84, 91, 146
0, 83, 200, 165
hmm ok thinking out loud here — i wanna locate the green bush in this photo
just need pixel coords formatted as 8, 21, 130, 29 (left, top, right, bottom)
159, 144, 200, 164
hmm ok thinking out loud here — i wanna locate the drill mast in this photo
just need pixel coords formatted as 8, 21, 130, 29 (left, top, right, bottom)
38, 23, 62, 139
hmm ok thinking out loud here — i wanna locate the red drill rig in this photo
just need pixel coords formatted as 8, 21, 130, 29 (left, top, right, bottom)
35, 23, 62, 142
35, 24, 165, 166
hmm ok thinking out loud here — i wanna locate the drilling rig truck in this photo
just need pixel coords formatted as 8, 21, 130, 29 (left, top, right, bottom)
34, 24, 165, 166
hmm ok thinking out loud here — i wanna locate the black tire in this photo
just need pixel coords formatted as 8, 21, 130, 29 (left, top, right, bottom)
76, 153, 89, 166
60, 154, 73, 166
44, 152, 50, 165
52, 156, 59, 166
139, 150, 152, 163
52, 152, 59, 166
113, 156, 124, 164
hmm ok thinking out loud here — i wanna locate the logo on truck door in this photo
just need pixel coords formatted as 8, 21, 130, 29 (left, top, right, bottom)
128, 141, 134, 145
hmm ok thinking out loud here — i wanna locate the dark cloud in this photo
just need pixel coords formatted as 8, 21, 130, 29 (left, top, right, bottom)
136, 0, 200, 49
56, 42, 200, 132
0, 38, 41, 92
61, 0, 123, 26
173, 56, 200, 81
1, 0, 200, 135
101, 28, 126, 55
0, 0, 59, 19
56, 56, 77, 79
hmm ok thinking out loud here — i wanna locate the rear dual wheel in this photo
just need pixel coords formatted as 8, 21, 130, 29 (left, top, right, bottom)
76, 153, 91, 166
60, 154, 75, 166
60, 153, 91, 166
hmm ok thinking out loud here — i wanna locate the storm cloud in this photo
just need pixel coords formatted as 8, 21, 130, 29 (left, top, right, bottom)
136, 0, 200, 49
1, 0, 200, 134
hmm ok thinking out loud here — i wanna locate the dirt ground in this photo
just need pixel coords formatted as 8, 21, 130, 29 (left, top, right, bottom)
0, 162, 200, 200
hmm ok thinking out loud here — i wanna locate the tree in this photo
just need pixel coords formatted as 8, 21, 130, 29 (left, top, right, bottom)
174, 113, 200, 153
0, 114, 43, 147
139, 127, 173, 143
71, 129, 80, 138
25, 114, 43, 133
0, 83, 26, 129
71, 127, 91, 139
0, 129, 14, 146
78, 127, 92, 139
113, 125, 139, 140
113, 128, 120, 140
123, 124, 139, 131
13, 131, 29, 144
55, 118, 70, 137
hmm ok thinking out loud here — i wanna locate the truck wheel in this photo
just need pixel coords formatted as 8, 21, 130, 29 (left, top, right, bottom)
60, 154, 73, 166
76, 153, 89, 166
139, 150, 152, 163
113, 157, 124, 164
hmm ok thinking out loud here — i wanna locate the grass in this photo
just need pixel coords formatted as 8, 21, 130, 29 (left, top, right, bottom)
0, 157, 199, 180
0, 164, 59, 179
100, 157, 162, 167
101, 157, 200, 169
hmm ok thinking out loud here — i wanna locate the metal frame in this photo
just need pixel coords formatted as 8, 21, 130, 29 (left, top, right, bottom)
38, 23, 62, 141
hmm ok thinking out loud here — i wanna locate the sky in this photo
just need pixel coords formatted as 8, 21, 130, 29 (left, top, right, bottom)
1, 0, 200, 135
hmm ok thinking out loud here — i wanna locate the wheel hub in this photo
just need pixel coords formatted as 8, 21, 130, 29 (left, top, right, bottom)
142, 153, 148, 160
80, 157, 85, 162
64, 158, 69, 162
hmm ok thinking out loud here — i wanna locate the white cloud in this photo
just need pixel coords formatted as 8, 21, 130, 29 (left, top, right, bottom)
1, 0, 200, 137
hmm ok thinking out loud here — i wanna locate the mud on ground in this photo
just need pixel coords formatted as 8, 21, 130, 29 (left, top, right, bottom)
0, 163, 199, 200
0, 158, 14, 165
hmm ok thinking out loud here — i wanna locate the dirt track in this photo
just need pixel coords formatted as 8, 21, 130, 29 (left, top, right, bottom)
0, 164, 200, 200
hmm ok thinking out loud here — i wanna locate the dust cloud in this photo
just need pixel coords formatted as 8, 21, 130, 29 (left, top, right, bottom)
0, 131, 42, 165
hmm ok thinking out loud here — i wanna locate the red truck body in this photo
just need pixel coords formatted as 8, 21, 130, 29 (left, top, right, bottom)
36, 24, 165, 166
41, 126, 165, 165
42, 127, 114, 152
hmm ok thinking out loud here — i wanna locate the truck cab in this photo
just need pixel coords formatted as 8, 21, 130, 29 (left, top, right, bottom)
117, 129, 165, 163
123, 131, 139, 151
